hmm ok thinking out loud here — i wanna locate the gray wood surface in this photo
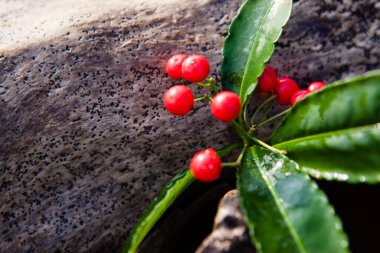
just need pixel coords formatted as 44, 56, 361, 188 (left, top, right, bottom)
0, 0, 379, 252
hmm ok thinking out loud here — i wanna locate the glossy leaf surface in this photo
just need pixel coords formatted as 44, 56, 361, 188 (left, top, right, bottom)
221, 0, 292, 104
270, 71, 380, 144
238, 146, 349, 253
274, 125, 380, 183
123, 143, 242, 253
123, 169, 194, 253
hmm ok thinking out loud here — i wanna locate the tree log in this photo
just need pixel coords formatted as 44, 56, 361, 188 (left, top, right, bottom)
195, 190, 254, 253
0, 0, 379, 252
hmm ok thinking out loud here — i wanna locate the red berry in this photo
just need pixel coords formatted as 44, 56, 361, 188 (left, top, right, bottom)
211, 91, 241, 123
190, 148, 222, 182
258, 66, 278, 93
166, 54, 188, 80
181, 55, 210, 82
308, 81, 326, 92
164, 85, 194, 116
291, 90, 310, 106
276, 77, 299, 106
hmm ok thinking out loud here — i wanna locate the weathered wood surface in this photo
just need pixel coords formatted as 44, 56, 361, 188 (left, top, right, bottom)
0, 0, 379, 252
195, 190, 254, 253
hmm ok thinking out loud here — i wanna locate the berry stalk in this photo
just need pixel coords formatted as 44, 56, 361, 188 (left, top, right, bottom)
250, 95, 277, 125
195, 78, 219, 95
222, 144, 248, 168
257, 99, 276, 124
248, 135, 287, 155
194, 95, 212, 102
231, 120, 250, 144
257, 108, 291, 128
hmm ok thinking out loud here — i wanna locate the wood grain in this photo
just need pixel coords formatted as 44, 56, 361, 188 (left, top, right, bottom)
0, 0, 379, 252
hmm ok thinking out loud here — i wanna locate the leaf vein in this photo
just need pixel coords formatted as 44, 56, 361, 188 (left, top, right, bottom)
240, 1, 275, 102
252, 150, 307, 253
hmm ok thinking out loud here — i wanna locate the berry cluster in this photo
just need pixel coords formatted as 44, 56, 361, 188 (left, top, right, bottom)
164, 54, 241, 122
164, 54, 242, 181
258, 66, 327, 106
164, 55, 327, 183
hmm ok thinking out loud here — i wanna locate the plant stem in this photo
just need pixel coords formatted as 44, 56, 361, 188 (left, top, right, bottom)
221, 162, 239, 167
250, 95, 276, 125
248, 99, 276, 135
242, 101, 250, 130
248, 124, 257, 136
207, 78, 219, 95
222, 144, 248, 167
258, 108, 291, 127
231, 120, 250, 144
195, 78, 219, 95
248, 135, 287, 155
194, 96, 207, 102
257, 99, 276, 123
195, 82, 211, 88
194, 95, 212, 102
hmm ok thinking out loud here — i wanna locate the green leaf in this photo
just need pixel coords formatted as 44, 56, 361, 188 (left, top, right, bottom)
270, 71, 380, 144
122, 169, 195, 253
274, 125, 380, 183
238, 146, 349, 253
122, 143, 242, 253
268, 71, 380, 183
221, 0, 292, 104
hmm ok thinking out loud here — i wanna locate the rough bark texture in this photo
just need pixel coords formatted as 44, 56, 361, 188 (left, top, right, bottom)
0, 0, 379, 252
195, 190, 254, 253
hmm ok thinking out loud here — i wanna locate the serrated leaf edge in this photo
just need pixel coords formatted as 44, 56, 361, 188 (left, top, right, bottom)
238, 1, 275, 103
221, 0, 292, 104
238, 147, 350, 253
270, 70, 380, 144
274, 124, 380, 184
251, 149, 307, 253
239, 0, 292, 104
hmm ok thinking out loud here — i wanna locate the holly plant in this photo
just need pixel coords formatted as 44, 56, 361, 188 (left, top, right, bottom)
123, 0, 380, 252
